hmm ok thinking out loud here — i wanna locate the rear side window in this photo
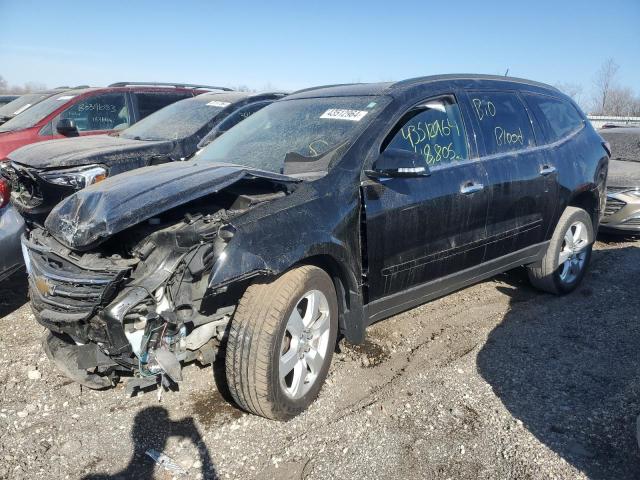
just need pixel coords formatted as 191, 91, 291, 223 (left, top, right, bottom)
59, 93, 129, 132
134, 92, 193, 119
469, 92, 535, 155
523, 94, 583, 143
384, 95, 469, 168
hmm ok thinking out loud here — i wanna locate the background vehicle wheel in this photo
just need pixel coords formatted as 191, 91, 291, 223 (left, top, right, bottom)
225, 265, 338, 420
527, 206, 594, 294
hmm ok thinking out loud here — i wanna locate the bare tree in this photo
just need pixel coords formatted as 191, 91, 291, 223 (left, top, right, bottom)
555, 82, 586, 110
233, 84, 255, 92
0, 75, 7, 93
606, 86, 639, 116
592, 58, 619, 114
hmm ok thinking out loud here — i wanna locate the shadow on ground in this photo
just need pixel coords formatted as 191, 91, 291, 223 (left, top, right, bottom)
83, 406, 218, 479
0, 269, 28, 318
478, 246, 640, 479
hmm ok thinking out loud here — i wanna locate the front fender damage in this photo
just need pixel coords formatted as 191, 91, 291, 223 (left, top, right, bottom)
27, 164, 300, 394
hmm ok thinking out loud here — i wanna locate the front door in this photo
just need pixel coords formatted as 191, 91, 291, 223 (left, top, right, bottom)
362, 94, 489, 302
51, 92, 131, 139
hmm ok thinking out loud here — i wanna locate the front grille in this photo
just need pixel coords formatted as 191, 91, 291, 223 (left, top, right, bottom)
24, 239, 126, 322
623, 217, 640, 226
604, 196, 626, 216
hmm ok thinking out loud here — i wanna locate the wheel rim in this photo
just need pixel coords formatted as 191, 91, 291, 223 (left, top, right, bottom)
279, 289, 331, 400
558, 220, 589, 284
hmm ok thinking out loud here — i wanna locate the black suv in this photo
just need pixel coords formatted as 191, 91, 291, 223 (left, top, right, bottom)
23, 75, 609, 420
3, 91, 285, 222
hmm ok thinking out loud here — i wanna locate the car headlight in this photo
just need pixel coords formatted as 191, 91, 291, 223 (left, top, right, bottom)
39, 165, 108, 189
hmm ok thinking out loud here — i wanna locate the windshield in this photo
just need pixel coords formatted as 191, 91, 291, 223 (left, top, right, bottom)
120, 97, 226, 141
0, 92, 78, 132
0, 92, 57, 120
197, 95, 389, 174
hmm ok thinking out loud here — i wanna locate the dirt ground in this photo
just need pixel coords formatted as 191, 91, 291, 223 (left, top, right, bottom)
0, 236, 639, 480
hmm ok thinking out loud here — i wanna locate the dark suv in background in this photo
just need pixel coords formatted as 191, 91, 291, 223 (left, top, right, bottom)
2, 91, 285, 222
0, 82, 231, 159
23, 75, 608, 420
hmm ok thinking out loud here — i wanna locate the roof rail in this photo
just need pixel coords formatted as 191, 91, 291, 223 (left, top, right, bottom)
108, 82, 233, 91
291, 83, 358, 95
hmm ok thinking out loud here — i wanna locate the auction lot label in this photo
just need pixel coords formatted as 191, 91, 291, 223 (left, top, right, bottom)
320, 109, 368, 121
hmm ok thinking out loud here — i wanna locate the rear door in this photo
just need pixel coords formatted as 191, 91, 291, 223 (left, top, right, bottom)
464, 90, 556, 261
362, 93, 490, 301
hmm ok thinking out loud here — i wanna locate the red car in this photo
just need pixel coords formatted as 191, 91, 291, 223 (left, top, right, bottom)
0, 82, 231, 160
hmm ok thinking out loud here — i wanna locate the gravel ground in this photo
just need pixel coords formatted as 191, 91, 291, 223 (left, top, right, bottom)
0, 236, 639, 480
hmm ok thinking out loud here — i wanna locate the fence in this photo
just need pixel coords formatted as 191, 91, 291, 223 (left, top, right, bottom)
587, 115, 640, 129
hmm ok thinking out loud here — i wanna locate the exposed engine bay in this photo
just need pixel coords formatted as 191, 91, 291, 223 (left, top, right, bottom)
24, 180, 289, 393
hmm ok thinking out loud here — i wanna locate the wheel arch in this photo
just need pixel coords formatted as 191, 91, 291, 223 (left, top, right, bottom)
295, 254, 365, 343
567, 189, 600, 231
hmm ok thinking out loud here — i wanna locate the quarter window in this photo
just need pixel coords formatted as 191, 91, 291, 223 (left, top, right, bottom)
59, 93, 129, 132
385, 95, 469, 168
469, 92, 535, 155
524, 94, 583, 142
134, 92, 193, 119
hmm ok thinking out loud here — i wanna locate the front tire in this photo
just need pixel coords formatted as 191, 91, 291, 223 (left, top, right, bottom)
225, 265, 338, 420
527, 206, 594, 294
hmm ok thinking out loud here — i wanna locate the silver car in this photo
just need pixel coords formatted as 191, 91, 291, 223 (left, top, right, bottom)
599, 128, 640, 234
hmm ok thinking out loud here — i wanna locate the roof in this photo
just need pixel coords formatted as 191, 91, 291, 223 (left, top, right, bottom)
288, 74, 559, 100
192, 91, 286, 105
41, 84, 223, 98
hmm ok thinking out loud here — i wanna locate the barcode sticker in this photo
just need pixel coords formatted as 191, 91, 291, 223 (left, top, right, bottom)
12, 104, 32, 115
207, 100, 231, 108
320, 109, 368, 121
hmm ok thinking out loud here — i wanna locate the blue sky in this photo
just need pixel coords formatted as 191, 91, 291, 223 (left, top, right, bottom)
1, 0, 638, 99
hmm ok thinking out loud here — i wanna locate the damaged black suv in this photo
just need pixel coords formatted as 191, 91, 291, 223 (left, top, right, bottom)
23, 75, 609, 420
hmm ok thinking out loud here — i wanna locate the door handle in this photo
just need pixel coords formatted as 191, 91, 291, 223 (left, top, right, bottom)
460, 182, 484, 195
540, 165, 557, 176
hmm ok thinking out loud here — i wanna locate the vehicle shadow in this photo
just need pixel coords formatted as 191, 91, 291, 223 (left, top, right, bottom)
82, 406, 218, 479
478, 246, 640, 479
0, 269, 28, 318
597, 231, 640, 244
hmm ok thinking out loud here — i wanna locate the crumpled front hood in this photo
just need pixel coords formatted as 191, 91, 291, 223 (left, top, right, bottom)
45, 161, 299, 249
8, 135, 172, 169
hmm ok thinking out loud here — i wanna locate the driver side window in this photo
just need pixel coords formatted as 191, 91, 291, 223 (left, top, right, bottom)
58, 93, 129, 132
384, 95, 469, 168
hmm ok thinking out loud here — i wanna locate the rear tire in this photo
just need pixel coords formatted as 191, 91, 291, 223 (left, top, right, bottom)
527, 206, 594, 294
225, 265, 338, 420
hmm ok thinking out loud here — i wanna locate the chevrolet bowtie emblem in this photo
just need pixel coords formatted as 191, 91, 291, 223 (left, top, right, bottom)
34, 275, 53, 296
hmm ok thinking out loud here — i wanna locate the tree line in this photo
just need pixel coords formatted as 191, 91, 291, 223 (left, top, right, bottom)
3, 59, 639, 117
556, 58, 640, 117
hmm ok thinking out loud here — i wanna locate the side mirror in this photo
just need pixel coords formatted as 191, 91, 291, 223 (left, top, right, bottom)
366, 148, 431, 178
56, 118, 79, 137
